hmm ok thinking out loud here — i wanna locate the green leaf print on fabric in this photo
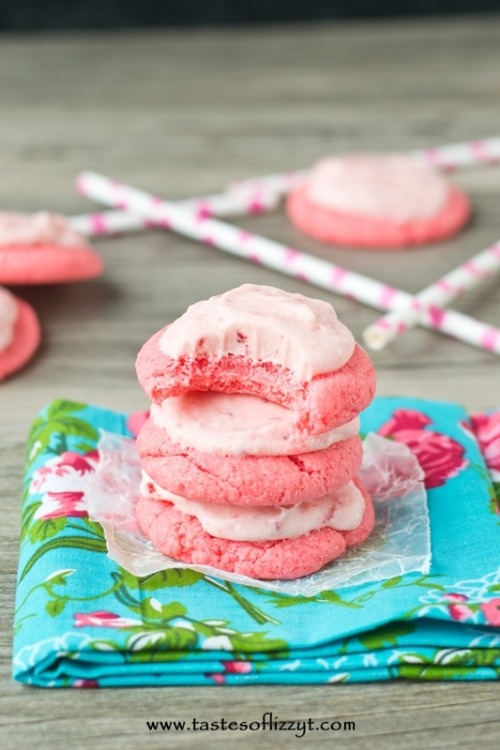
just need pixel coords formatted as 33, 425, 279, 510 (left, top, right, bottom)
75, 603, 289, 662
27, 516, 67, 544
19, 536, 108, 582
119, 568, 205, 592
253, 589, 363, 610
27, 400, 98, 466
46, 599, 67, 617
490, 483, 500, 518
358, 621, 417, 651
111, 571, 282, 629
393, 648, 500, 680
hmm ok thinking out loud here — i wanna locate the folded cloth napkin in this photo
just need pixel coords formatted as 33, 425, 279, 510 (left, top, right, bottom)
13, 397, 500, 687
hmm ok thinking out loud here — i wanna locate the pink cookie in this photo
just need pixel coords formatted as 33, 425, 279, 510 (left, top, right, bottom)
136, 477, 375, 580
136, 416, 363, 506
0, 211, 103, 284
136, 285, 376, 435
137, 333, 375, 435
0, 244, 103, 285
286, 154, 470, 249
0, 294, 41, 381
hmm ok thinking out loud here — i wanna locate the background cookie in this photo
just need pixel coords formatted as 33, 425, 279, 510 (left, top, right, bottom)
287, 184, 470, 248
0, 210, 103, 284
0, 295, 41, 381
286, 154, 470, 248
0, 244, 104, 285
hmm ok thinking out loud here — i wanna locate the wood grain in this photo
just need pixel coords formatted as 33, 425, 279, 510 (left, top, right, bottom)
1, 16, 500, 749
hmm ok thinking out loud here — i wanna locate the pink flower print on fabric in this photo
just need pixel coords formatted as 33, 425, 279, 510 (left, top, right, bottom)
378, 408, 468, 489
73, 679, 100, 689
222, 660, 252, 675
470, 412, 500, 476
31, 450, 98, 491
444, 593, 475, 622
207, 661, 252, 684
31, 450, 99, 519
57, 450, 98, 474
37, 490, 87, 519
442, 594, 500, 626
480, 598, 500, 627
74, 611, 142, 628
209, 673, 226, 685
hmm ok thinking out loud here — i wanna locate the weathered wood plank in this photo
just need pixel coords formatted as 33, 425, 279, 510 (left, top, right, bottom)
1, 17, 500, 749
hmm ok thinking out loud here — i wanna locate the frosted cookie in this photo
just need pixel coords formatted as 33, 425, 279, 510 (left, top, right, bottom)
0, 211, 103, 284
136, 476, 374, 580
0, 286, 41, 381
140, 473, 367, 541
151, 394, 361, 456
136, 414, 363, 506
286, 154, 470, 248
136, 284, 376, 434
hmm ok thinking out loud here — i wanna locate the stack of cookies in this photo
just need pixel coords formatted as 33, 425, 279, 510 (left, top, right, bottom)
134, 284, 377, 580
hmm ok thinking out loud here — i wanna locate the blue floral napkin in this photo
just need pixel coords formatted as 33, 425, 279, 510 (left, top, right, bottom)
13, 397, 500, 687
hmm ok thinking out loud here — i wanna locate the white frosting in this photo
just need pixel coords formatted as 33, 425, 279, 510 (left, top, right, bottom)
151, 395, 359, 456
159, 284, 355, 378
0, 287, 18, 352
141, 472, 366, 541
0, 211, 87, 247
307, 154, 449, 222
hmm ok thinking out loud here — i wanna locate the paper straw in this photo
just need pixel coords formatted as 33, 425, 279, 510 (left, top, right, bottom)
76, 171, 500, 356
410, 137, 500, 172
70, 136, 500, 239
229, 170, 307, 198
229, 136, 500, 197
69, 210, 149, 237
363, 241, 500, 351
68, 190, 280, 238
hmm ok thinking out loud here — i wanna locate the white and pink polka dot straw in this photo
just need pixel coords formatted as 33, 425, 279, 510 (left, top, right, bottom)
363, 241, 500, 351
70, 136, 500, 239
411, 137, 500, 172
77, 171, 500, 356
229, 136, 500, 197
69, 189, 280, 238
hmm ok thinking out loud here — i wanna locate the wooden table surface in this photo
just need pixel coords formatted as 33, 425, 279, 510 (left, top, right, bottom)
1, 16, 500, 749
